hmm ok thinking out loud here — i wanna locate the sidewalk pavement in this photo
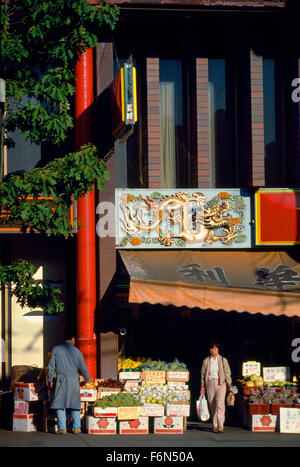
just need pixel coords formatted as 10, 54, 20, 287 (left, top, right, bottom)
1, 422, 299, 448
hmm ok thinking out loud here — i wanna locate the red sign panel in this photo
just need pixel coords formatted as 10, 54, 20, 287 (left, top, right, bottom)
255, 189, 300, 245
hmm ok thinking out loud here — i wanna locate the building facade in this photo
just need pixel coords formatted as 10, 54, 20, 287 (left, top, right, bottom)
1, 0, 300, 402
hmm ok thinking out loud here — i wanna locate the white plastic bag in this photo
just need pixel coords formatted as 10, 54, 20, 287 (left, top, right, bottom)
196, 395, 210, 421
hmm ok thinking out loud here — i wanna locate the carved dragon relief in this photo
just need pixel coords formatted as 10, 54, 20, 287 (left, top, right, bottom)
118, 191, 247, 247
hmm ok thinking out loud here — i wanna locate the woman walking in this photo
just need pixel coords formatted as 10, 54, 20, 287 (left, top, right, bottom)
200, 341, 233, 433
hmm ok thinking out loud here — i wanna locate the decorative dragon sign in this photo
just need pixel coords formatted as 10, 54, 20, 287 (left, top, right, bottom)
117, 190, 249, 248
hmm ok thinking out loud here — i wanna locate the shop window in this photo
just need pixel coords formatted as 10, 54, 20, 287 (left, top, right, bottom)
159, 59, 189, 188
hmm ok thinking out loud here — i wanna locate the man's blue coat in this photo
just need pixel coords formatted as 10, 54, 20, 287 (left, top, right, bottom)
48, 342, 90, 410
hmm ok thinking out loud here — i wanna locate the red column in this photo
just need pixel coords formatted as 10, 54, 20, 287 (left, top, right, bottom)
75, 48, 97, 378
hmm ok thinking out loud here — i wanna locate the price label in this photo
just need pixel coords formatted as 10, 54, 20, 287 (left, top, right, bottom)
263, 367, 290, 382
117, 406, 141, 420
280, 408, 300, 433
143, 371, 166, 385
242, 362, 261, 377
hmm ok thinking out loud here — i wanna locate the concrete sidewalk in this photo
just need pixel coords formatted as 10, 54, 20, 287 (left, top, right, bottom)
1, 422, 299, 448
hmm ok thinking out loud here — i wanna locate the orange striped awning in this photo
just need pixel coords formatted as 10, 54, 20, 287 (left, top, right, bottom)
120, 250, 300, 317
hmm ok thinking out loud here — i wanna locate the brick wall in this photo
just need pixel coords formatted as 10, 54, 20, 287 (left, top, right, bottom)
146, 57, 161, 188
250, 49, 265, 186
194, 58, 211, 188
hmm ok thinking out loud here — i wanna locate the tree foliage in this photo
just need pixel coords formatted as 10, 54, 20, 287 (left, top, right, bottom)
0, 0, 119, 313
0, 143, 110, 236
1, 0, 119, 144
0, 260, 64, 314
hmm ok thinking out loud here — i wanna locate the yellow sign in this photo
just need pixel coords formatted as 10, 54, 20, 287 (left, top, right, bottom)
117, 406, 141, 420
143, 371, 166, 385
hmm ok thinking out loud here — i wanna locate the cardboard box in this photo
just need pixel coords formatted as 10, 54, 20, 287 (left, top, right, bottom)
140, 404, 165, 417
166, 402, 190, 417
87, 416, 117, 435
250, 414, 277, 432
154, 416, 184, 434
119, 416, 149, 434
13, 382, 46, 402
80, 388, 97, 402
94, 406, 118, 418
166, 371, 189, 382
13, 414, 37, 432
14, 400, 43, 415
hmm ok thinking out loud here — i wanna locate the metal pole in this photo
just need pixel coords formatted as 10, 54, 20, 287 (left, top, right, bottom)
74, 49, 97, 379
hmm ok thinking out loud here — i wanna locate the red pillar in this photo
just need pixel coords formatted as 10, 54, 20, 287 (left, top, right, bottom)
75, 48, 97, 379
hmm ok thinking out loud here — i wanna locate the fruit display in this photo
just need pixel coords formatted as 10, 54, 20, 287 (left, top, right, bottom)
118, 356, 145, 371
93, 392, 143, 409
97, 379, 124, 389
80, 381, 98, 388
245, 387, 300, 406
82, 355, 190, 435
140, 358, 188, 372
264, 381, 298, 388
118, 354, 189, 372
238, 374, 298, 389
126, 384, 190, 406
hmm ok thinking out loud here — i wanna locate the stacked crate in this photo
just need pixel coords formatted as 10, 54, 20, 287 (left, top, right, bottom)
12, 382, 47, 431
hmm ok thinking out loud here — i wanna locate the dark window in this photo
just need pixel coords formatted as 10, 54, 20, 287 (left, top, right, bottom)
208, 58, 238, 188
159, 59, 189, 188
263, 58, 287, 187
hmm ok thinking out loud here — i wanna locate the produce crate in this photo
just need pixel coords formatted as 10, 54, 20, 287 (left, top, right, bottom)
119, 416, 149, 434
140, 404, 165, 417
87, 416, 117, 435
166, 371, 189, 382
166, 401, 190, 417
250, 414, 277, 432
13, 414, 37, 432
270, 403, 293, 415
13, 382, 47, 402
246, 403, 270, 415
94, 406, 118, 418
80, 388, 97, 402
153, 416, 184, 434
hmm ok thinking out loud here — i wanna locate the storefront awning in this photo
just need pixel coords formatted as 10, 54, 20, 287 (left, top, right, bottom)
120, 250, 300, 317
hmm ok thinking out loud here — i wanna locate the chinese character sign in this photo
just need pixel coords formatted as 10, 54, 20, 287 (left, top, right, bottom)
255, 265, 300, 291
280, 408, 300, 433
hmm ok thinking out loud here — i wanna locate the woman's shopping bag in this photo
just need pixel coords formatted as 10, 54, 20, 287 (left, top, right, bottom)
196, 395, 210, 421
227, 392, 235, 406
